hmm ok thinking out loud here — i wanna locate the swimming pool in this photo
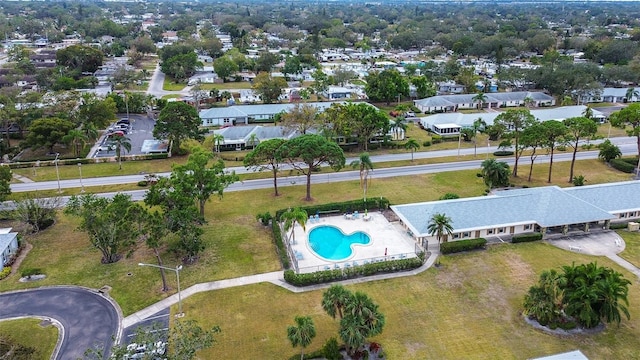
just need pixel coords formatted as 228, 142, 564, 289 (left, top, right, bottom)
308, 225, 371, 261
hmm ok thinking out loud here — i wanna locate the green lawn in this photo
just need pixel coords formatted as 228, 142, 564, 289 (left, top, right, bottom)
0, 318, 58, 360
618, 230, 640, 268
186, 243, 640, 359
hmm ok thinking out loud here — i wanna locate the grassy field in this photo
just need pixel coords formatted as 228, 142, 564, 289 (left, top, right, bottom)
187, 243, 640, 359
0, 318, 58, 360
618, 230, 640, 268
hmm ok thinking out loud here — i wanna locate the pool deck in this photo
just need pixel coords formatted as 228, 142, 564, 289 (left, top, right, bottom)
289, 212, 419, 273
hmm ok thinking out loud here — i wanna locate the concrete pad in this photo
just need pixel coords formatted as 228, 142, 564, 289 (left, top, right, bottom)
546, 231, 625, 256
289, 212, 418, 273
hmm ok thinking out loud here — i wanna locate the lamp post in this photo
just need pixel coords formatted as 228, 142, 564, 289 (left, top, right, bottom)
78, 163, 84, 192
54, 153, 61, 193
138, 263, 184, 317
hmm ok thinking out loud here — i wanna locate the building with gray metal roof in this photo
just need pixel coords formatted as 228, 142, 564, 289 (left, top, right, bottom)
413, 91, 555, 113
391, 181, 639, 246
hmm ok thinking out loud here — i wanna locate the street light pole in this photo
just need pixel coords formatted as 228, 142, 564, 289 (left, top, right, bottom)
54, 153, 61, 193
138, 263, 184, 317
78, 163, 84, 192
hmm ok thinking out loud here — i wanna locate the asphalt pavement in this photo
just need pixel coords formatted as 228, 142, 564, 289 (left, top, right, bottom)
0, 286, 121, 359
93, 114, 158, 159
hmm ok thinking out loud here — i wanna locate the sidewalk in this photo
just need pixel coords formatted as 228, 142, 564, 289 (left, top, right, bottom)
122, 247, 440, 329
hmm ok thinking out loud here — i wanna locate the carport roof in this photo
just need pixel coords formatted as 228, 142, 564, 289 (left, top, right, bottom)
391, 186, 615, 237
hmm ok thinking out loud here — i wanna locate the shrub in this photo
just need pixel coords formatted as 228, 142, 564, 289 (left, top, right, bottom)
422, 140, 432, 147
274, 198, 390, 220
439, 193, 459, 200
610, 222, 628, 230
323, 337, 342, 360
493, 150, 514, 156
0, 266, 11, 280
610, 159, 636, 173
287, 349, 325, 360
272, 221, 290, 269
440, 238, 486, 254
556, 145, 567, 152
21, 268, 42, 278
256, 212, 272, 226
512, 232, 543, 243
431, 134, 443, 144
137, 180, 148, 187
283, 255, 424, 287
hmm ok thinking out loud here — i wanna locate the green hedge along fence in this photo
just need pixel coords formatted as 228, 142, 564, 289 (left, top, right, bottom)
284, 254, 424, 287
274, 197, 390, 219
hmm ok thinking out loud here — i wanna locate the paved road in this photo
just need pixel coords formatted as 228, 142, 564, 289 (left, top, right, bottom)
0, 287, 121, 359
9, 136, 639, 195
147, 63, 191, 98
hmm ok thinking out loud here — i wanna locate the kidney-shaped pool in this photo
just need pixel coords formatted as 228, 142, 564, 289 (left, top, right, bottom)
308, 225, 371, 261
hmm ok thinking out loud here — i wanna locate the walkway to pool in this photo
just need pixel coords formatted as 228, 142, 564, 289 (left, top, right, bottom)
288, 212, 420, 273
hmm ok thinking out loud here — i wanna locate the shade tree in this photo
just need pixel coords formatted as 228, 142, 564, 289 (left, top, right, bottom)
494, 109, 536, 177
609, 103, 640, 173
277, 134, 345, 201
154, 101, 204, 155
244, 138, 286, 196
540, 120, 567, 183
563, 117, 598, 183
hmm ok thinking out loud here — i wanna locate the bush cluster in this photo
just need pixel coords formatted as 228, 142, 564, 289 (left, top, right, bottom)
271, 220, 290, 269
610, 158, 636, 173
422, 140, 432, 147
431, 134, 443, 144
274, 198, 390, 220
440, 238, 487, 254
20, 268, 41, 278
287, 349, 325, 360
283, 256, 424, 287
256, 212, 272, 226
512, 232, 543, 243
609, 222, 629, 230
0, 266, 11, 280
493, 150, 514, 156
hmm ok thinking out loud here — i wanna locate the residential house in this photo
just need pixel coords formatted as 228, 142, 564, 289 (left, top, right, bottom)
0, 229, 19, 267
199, 102, 341, 127
320, 86, 353, 100
414, 91, 555, 114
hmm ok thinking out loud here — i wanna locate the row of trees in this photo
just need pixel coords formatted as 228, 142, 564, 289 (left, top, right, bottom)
287, 285, 385, 359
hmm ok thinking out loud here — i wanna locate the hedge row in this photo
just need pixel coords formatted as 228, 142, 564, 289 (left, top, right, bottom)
512, 232, 543, 243
610, 159, 636, 173
440, 238, 487, 254
494, 150, 514, 156
284, 255, 424, 287
274, 198, 390, 220
610, 222, 629, 230
272, 220, 290, 269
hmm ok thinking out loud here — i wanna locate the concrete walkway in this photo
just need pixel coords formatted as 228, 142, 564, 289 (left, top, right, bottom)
124, 231, 640, 330
122, 246, 440, 329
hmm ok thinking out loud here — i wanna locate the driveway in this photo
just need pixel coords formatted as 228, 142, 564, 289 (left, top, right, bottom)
0, 286, 121, 359
546, 230, 624, 256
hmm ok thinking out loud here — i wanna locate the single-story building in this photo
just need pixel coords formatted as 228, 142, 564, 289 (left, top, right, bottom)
0, 228, 19, 267
391, 181, 640, 248
321, 86, 353, 100
419, 105, 605, 133
199, 102, 347, 127
210, 125, 298, 151
414, 91, 555, 114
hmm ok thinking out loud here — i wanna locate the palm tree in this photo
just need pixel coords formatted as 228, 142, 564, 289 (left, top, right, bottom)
625, 87, 639, 103
471, 118, 486, 157
113, 134, 132, 170
280, 208, 307, 245
481, 158, 510, 189
427, 212, 454, 245
322, 285, 351, 320
247, 133, 259, 149
287, 316, 316, 360
472, 92, 487, 110
205, 133, 225, 154
81, 123, 99, 142
404, 139, 420, 161
523, 96, 534, 109
62, 129, 88, 157
350, 152, 374, 203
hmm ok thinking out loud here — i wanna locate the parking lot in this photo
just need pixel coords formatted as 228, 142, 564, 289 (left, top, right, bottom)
93, 114, 159, 158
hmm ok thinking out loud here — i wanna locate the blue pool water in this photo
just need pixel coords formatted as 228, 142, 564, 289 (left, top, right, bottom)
308, 225, 371, 261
